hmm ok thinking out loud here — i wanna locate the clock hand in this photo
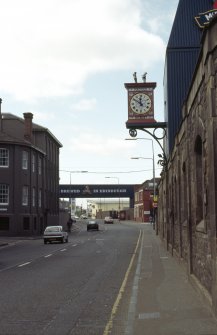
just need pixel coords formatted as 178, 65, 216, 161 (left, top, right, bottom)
133, 98, 143, 106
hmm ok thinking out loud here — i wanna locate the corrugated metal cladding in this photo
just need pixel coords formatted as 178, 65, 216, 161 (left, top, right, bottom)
164, 0, 213, 153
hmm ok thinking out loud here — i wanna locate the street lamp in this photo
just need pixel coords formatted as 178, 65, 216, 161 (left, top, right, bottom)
131, 156, 156, 224
105, 176, 120, 219
130, 157, 155, 198
126, 137, 156, 198
68, 170, 88, 218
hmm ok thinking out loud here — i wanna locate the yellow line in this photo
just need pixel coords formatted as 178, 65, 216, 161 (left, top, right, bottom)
103, 229, 142, 335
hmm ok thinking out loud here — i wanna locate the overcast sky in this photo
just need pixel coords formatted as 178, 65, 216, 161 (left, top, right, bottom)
0, 0, 179, 191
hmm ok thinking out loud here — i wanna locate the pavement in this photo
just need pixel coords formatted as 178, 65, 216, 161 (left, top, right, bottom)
110, 223, 217, 335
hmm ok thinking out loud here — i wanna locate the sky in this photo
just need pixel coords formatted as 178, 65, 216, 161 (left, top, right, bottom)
0, 0, 179, 193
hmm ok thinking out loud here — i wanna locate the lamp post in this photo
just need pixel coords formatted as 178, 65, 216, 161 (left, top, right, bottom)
131, 157, 155, 198
126, 137, 156, 198
66, 170, 88, 218
131, 156, 156, 225
105, 176, 120, 220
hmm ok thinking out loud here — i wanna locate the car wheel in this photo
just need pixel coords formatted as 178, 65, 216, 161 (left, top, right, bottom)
61, 237, 64, 243
66, 237, 68, 243
44, 240, 47, 244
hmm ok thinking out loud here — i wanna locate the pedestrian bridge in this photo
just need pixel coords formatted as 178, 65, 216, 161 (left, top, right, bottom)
59, 184, 137, 207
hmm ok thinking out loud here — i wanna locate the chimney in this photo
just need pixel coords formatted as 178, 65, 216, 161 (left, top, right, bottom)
0, 98, 2, 132
23, 112, 33, 142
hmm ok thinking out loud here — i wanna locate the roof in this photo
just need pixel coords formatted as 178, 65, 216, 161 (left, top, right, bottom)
1, 113, 62, 148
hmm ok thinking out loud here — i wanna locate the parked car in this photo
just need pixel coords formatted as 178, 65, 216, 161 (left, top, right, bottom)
87, 220, 99, 231
43, 226, 68, 244
80, 215, 88, 219
104, 216, 114, 224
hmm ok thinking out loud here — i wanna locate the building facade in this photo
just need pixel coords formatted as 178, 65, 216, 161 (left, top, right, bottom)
0, 103, 62, 236
134, 178, 159, 222
158, 16, 217, 315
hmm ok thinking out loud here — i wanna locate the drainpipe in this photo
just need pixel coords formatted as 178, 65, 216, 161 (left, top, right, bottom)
0, 98, 2, 132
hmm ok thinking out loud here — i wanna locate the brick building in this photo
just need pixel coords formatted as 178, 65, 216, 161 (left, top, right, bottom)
158, 14, 217, 315
134, 178, 159, 222
0, 101, 62, 236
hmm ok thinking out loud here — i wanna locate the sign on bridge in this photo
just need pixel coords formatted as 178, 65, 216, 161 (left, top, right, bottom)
59, 184, 136, 199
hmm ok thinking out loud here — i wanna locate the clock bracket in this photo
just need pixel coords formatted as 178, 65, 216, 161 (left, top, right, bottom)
126, 121, 168, 169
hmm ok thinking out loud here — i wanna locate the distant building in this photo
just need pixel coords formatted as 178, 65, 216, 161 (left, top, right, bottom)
134, 178, 160, 222
0, 101, 62, 235
88, 199, 130, 219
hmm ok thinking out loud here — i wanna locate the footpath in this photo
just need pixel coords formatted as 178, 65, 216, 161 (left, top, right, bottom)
111, 223, 217, 335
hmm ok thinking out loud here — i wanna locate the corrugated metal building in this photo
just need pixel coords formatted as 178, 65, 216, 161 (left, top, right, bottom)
164, 0, 213, 154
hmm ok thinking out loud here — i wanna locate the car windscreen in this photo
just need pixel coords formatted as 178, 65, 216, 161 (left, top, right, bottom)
45, 227, 61, 232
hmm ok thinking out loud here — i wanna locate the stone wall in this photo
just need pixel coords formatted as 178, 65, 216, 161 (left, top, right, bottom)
157, 17, 217, 315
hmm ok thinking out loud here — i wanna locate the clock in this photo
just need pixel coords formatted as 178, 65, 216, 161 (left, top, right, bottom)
130, 93, 152, 114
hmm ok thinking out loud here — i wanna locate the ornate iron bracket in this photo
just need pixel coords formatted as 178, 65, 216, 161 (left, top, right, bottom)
126, 122, 168, 168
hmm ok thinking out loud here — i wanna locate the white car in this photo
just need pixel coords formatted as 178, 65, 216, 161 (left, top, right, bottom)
43, 226, 68, 244
104, 216, 114, 224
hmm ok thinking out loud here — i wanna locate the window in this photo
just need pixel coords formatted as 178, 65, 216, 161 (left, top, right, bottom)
22, 151, 28, 170
38, 157, 42, 175
33, 217, 37, 230
32, 187, 36, 207
0, 217, 9, 230
0, 148, 9, 167
22, 186, 28, 206
194, 136, 204, 224
32, 154, 36, 173
23, 217, 30, 230
39, 189, 42, 208
0, 184, 9, 205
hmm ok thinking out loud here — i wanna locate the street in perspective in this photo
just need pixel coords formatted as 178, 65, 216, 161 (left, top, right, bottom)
1, 220, 217, 335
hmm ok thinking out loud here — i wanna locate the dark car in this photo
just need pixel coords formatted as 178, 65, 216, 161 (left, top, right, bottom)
87, 220, 99, 231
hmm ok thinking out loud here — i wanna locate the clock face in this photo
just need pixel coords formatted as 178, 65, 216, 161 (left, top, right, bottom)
130, 93, 152, 114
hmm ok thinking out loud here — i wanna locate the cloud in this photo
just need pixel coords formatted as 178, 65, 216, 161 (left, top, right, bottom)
68, 132, 131, 157
70, 98, 97, 111
0, 0, 165, 102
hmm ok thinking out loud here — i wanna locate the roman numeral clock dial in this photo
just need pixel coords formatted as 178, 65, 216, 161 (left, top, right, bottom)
130, 93, 152, 114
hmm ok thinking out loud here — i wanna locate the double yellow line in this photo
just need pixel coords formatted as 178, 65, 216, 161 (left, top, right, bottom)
103, 229, 142, 335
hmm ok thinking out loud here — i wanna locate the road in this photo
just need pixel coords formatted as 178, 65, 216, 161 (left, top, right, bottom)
1, 220, 217, 335
0, 220, 141, 335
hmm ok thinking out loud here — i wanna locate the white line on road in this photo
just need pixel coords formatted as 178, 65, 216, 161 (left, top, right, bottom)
125, 230, 144, 335
18, 262, 31, 267
72, 244, 77, 247
44, 254, 52, 258
60, 248, 67, 252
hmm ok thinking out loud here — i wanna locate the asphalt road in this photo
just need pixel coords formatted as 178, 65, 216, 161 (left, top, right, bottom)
1, 220, 217, 335
0, 220, 141, 335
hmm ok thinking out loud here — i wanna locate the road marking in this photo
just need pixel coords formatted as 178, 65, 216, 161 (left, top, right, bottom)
125, 230, 144, 335
138, 312, 160, 320
44, 254, 52, 258
103, 229, 142, 335
60, 248, 66, 252
72, 244, 77, 247
18, 262, 31, 267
